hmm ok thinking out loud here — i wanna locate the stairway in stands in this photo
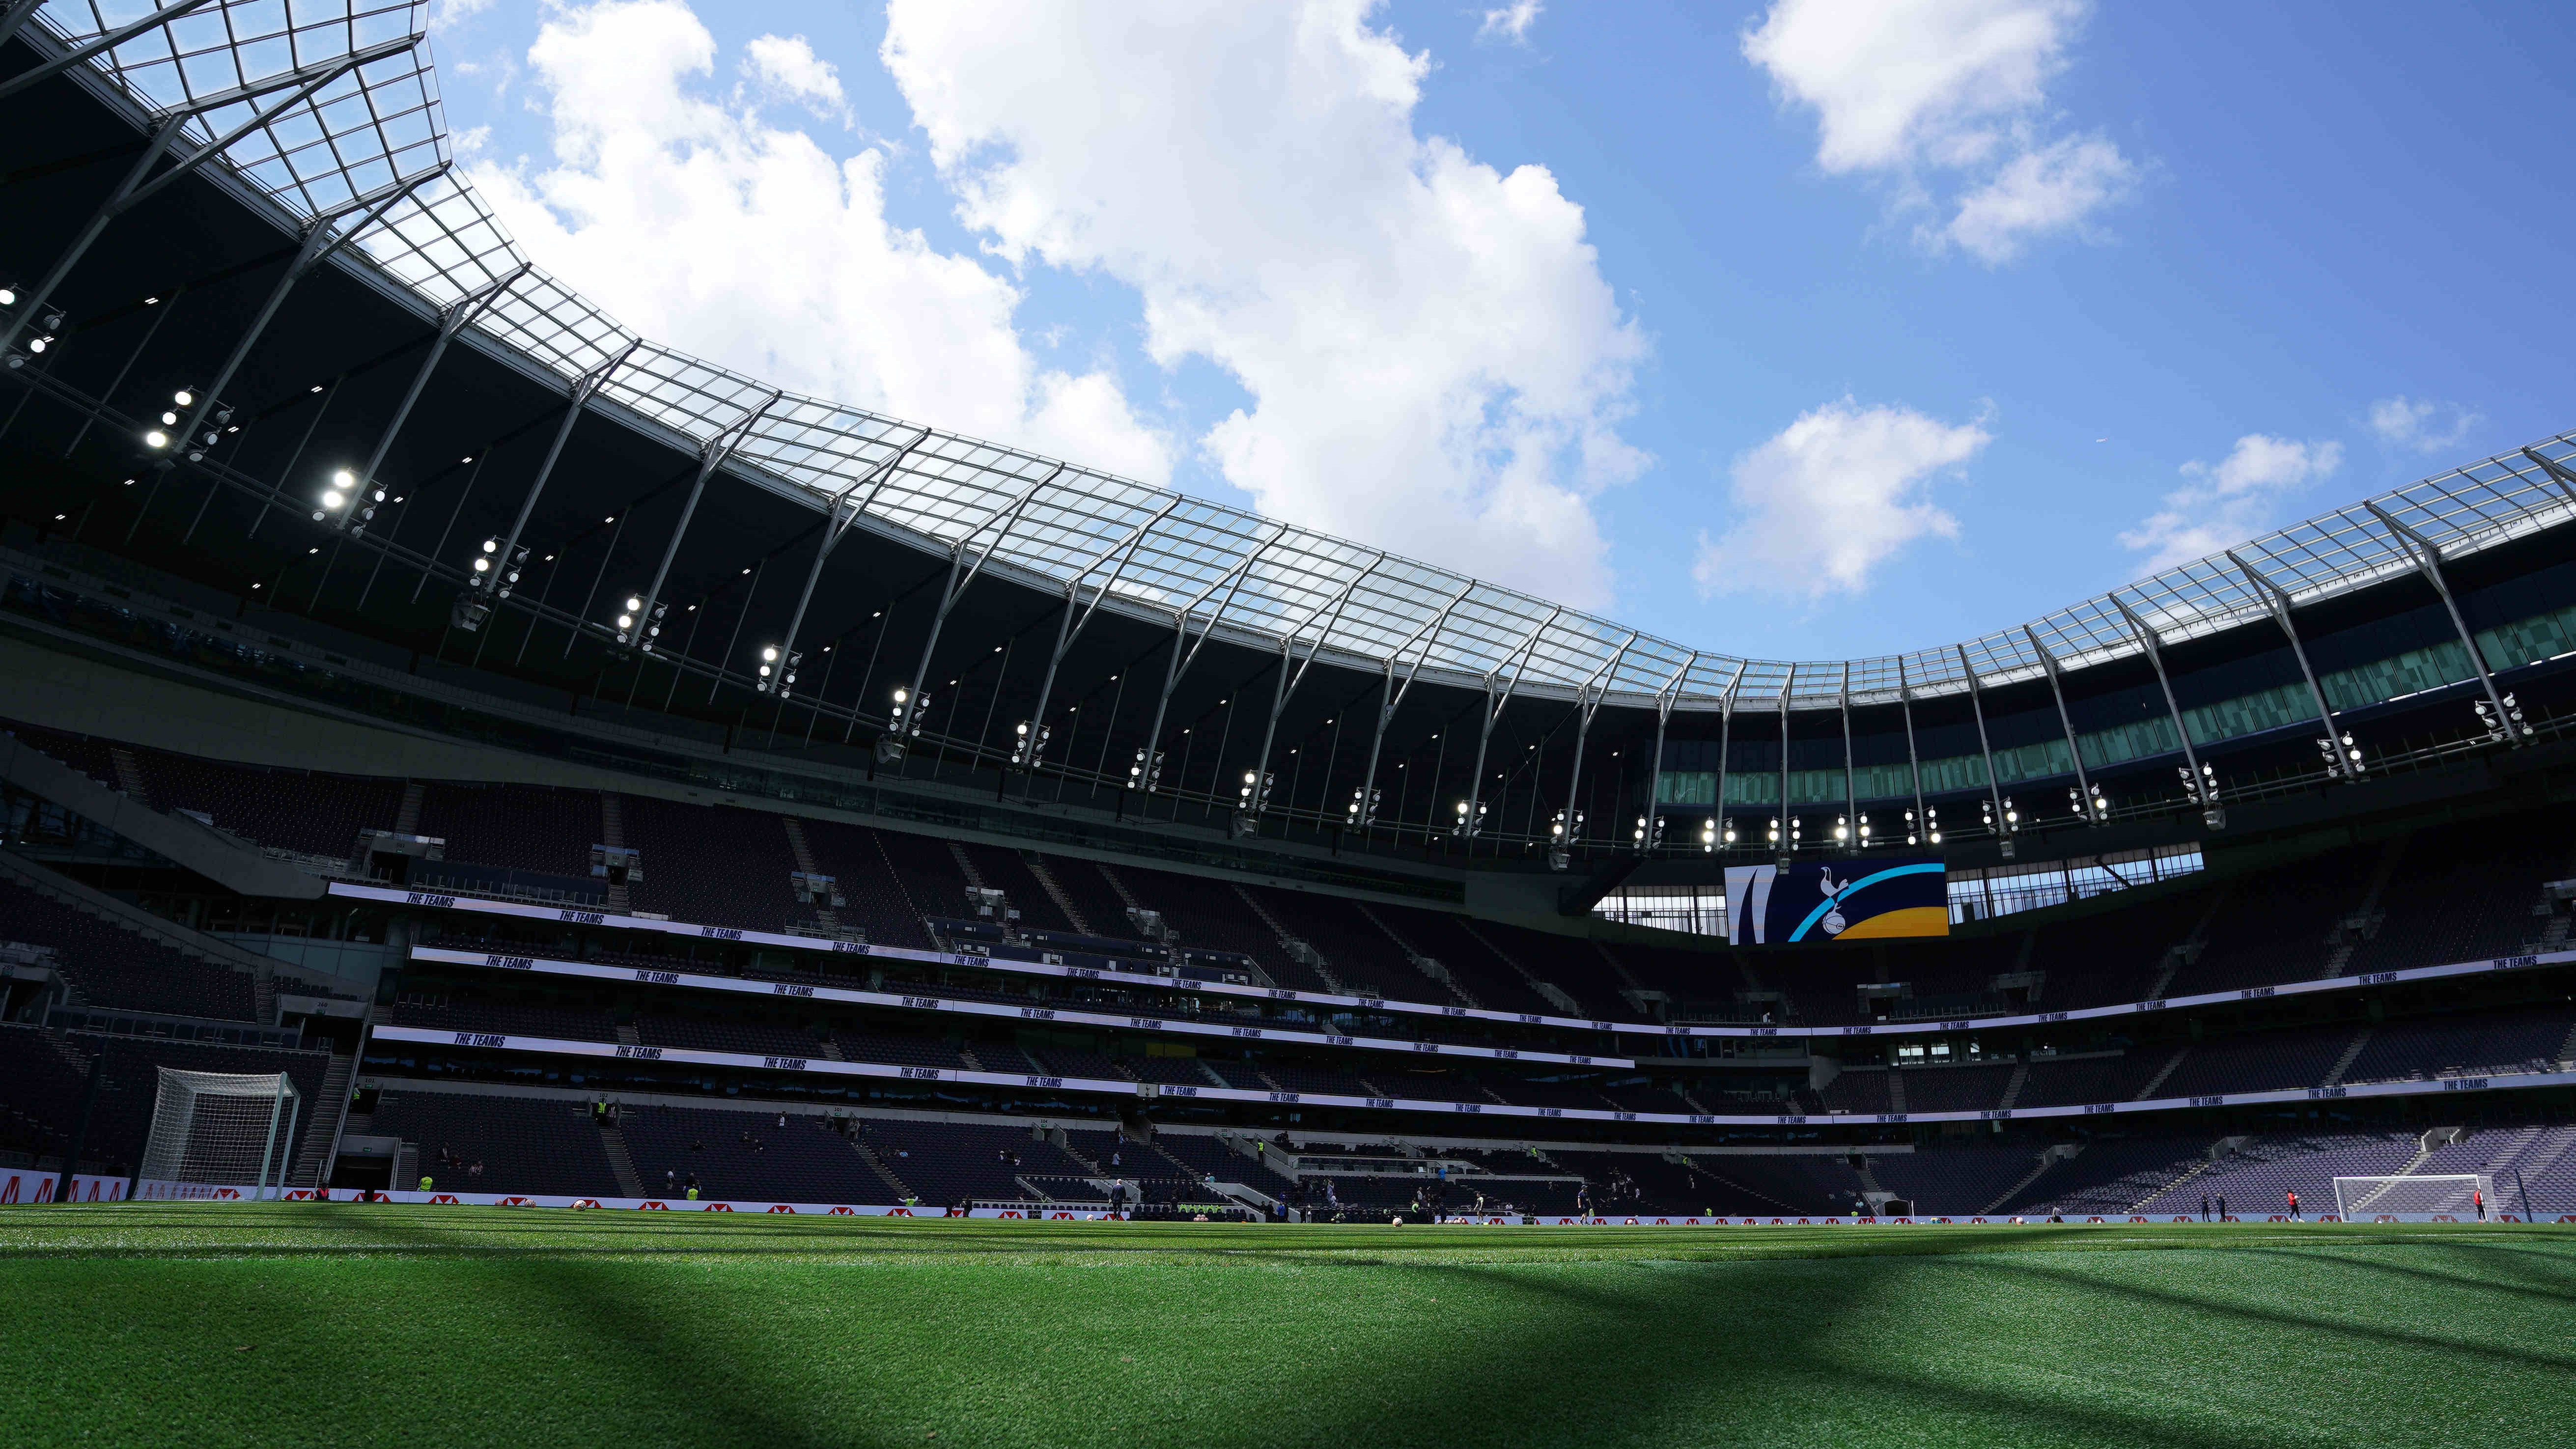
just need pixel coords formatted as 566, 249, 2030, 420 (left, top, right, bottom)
849, 1135, 914, 1200
1021, 855, 1092, 934
598, 1118, 644, 1197
2132, 1044, 2192, 1099
1354, 902, 1479, 1008
289, 1054, 355, 1189
1232, 884, 1348, 994
1985, 1145, 2079, 1214
1453, 919, 1584, 1015
2322, 1027, 2373, 1087
393, 781, 424, 836
107, 746, 151, 806
781, 817, 838, 927
1997, 1060, 2030, 1110
598, 795, 629, 912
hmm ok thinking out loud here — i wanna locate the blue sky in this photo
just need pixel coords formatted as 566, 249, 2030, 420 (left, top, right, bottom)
422, 0, 2576, 661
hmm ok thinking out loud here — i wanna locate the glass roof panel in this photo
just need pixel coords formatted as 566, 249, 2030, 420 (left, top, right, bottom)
31, 2, 2576, 711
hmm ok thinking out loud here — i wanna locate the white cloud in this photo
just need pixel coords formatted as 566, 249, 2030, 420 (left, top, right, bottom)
1941, 132, 2134, 263
741, 33, 851, 124
1741, 0, 2135, 263
1693, 398, 1989, 600
1478, 1, 1543, 45
882, 0, 1647, 610
2367, 395, 2482, 455
463, 0, 1170, 486
2119, 434, 2343, 571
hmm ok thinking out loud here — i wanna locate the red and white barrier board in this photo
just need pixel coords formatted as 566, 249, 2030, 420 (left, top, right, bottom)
94, 1187, 2536, 1226
0, 1170, 130, 1203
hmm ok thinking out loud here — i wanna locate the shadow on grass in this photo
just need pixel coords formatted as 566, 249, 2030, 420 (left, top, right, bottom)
10, 1209, 2575, 1449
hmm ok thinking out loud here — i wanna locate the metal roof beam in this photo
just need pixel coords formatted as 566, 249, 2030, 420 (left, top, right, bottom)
1554, 631, 1636, 851
2110, 593, 2209, 805
1957, 644, 2010, 851
2227, 549, 2346, 768
1456, 607, 1560, 843
1134, 529, 1286, 794
2022, 625, 2097, 819
0, 32, 423, 358
1021, 499, 1181, 780
452, 339, 640, 632
2363, 500, 2515, 740
0, 0, 221, 104
627, 391, 786, 654
1353, 580, 1477, 836
1245, 554, 1385, 819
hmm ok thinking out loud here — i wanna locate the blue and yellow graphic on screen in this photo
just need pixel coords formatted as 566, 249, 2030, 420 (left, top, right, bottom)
1724, 859, 1949, 945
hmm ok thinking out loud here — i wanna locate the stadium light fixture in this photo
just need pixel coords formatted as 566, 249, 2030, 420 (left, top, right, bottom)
1126, 747, 1163, 792
1348, 785, 1380, 826
1009, 721, 1051, 771
1700, 817, 1717, 854
313, 467, 381, 533
453, 535, 528, 629
2473, 692, 2528, 743
616, 594, 667, 651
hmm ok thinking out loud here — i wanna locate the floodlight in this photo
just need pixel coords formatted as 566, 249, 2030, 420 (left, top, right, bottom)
172, 388, 193, 406
143, 429, 168, 448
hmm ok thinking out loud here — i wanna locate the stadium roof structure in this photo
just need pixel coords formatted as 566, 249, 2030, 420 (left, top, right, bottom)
20, 0, 2576, 719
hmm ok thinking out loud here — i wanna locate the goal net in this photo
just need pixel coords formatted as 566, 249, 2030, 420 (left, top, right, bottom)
2333, 1173, 2495, 1218
140, 1069, 300, 1197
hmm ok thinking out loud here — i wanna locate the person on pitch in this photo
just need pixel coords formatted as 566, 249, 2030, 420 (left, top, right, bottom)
2285, 1189, 2300, 1220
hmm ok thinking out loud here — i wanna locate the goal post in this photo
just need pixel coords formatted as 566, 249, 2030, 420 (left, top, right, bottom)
2332, 1173, 2495, 1219
140, 1069, 300, 1199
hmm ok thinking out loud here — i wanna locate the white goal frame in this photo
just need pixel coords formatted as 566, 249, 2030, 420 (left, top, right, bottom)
140, 1068, 300, 1199
2333, 1173, 2495, 1219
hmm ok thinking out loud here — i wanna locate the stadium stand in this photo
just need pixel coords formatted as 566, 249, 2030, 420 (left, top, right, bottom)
0, 876, 256, 1021
416, 782, 598, 877
366, 1090, 621, 1197
125, 748, 402, 859
620, 796, 802, 932
618, 1105, 883, 1203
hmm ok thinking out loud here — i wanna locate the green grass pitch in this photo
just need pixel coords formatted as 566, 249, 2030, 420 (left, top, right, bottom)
3, 1206, 2571, 1447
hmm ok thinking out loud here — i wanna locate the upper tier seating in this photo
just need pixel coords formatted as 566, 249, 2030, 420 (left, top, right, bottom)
388, 999, 618, 1042
2154, 1026, 2359, 1099
619, 796, 800, 932
1371, 905, 1560, 1017
1098, 862, 1316, 989
127, 747, 403, 858
952, 844, 1076, 934
793, 820, 933, 950
0, 876, 257, 1020
2340, 1009, 2576, 1084
417, 782, 597, 876
2349, 819, 2573, 972
1034, 857, 1140, 946
5, 721, 119, 785
1246, 887, 1455, 1004
2163, 845, 2380, 995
